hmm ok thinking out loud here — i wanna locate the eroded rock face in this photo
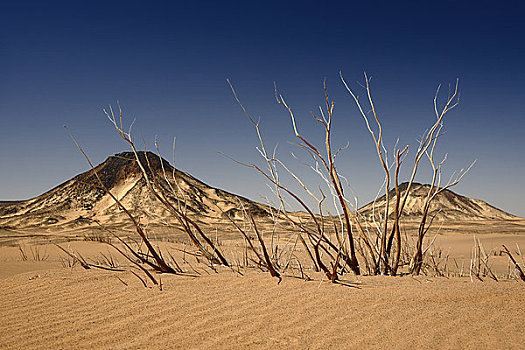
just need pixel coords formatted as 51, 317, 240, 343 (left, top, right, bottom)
358, 182, 517, 221
1, 154, 517, 230
0, 151, 270, 229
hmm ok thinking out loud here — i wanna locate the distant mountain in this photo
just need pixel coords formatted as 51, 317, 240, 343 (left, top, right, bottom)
0, 152, 269, 229
1, 158, 518, 231
358, 182, 517, 221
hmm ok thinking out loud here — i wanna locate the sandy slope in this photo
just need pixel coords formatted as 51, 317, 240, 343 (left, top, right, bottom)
1, 263, 524, 349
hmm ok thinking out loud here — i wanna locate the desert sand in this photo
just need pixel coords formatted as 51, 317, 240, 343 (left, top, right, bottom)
1, 230, 525, 350
2, 153, 525, 349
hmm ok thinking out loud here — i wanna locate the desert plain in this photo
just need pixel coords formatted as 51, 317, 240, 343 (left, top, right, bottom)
3, 0, 525, 348
1, 153, 525, 349
1, 218, 525, 349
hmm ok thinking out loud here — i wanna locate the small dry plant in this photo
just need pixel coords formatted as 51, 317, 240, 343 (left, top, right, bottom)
502, 244, 525, 282
18, 245, 49, 261
83, 231, 112, 244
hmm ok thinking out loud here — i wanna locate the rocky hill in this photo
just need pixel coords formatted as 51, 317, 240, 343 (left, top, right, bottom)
1, 158, 518, 231
0, 152, 270, 230
358, 182, 516, 221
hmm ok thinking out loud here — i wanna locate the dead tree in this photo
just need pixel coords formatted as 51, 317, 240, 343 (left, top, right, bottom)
66, 126, 178, 274
103, 104, 229, 267
228, 79, 363, 281
341, 73, 474, 275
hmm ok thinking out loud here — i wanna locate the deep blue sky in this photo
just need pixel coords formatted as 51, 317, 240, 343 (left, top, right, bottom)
1, 0, 524, 216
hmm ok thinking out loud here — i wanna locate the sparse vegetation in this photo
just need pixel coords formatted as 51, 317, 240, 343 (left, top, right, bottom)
18, 245, 48, 262
52, 73, 525, 288
502, 244, 525, 282
225, 74, 475, 281
83, 231, 112, 244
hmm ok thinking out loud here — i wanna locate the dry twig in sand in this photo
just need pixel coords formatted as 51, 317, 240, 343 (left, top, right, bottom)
502, 245, 525, 282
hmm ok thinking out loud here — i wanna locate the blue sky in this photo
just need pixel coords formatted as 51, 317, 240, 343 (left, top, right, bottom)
1, 0, 524, 216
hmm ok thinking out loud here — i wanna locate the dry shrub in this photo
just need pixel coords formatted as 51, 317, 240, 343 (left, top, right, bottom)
18, 245, 48, 262
227, 74, 474, 281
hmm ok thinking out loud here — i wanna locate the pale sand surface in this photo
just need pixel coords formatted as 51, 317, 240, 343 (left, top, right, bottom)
1, 229, 525, 349
1, 267, 524, 349
0, 252, 524, 348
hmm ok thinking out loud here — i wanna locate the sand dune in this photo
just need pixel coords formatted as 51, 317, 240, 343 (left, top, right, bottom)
1, 237, 525, 349
1, 266, 524, 349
